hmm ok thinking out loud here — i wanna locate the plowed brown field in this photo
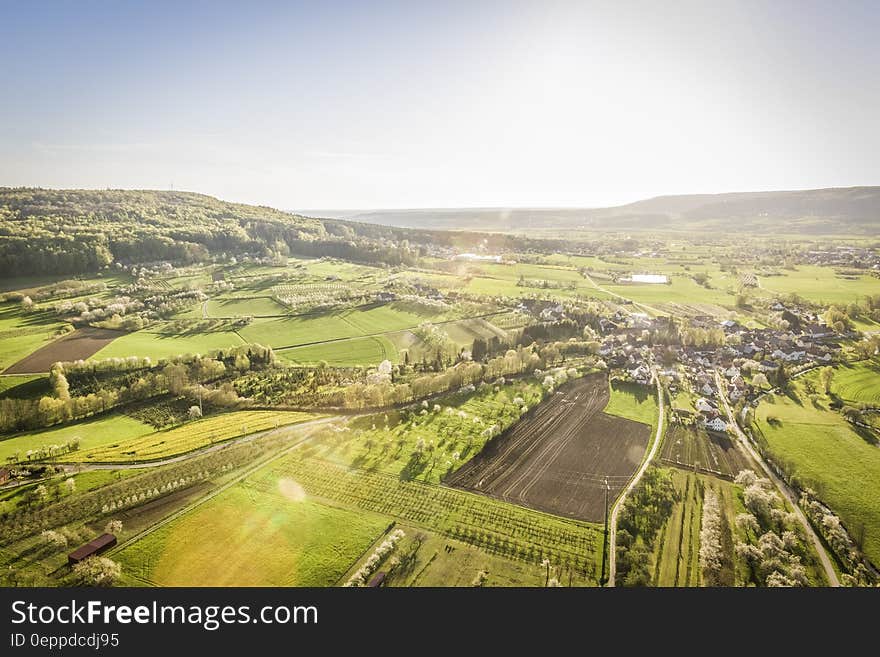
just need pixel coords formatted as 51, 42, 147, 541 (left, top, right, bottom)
447, 373, 651, 522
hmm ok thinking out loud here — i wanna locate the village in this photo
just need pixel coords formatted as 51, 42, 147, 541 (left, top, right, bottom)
598, 304, 844, 435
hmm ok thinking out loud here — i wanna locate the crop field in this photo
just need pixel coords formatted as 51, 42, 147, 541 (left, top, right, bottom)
0, 414, 153, 464
206, 296, 287, 317
827, 359, 880, 406
660, 424, 753, 479
754, 386, 880, 564
5, 327, 123, 374
60, 410, 320, 463
93, 325, 245, 361
448, 374, 651, 522
265, 452, 602, 577
277, 335, 398, 366
314, 379, 546, 484
117, 486, 389, 586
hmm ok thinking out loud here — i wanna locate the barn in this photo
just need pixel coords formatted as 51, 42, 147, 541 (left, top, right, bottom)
67, 533, 117, 565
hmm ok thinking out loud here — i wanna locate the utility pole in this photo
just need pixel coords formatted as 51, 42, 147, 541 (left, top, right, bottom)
600, 476, 610, 585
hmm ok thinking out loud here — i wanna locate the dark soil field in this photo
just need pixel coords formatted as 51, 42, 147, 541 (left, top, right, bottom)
660, 424, 752, 479
4, 327, 123, 373
447, 373, 651, 523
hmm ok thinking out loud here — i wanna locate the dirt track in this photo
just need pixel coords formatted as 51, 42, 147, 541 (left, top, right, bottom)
4, 327, 122, 373
447, 373, 650, 522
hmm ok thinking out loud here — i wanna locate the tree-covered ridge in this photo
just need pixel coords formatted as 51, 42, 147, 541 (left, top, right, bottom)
0, 188, 334, 276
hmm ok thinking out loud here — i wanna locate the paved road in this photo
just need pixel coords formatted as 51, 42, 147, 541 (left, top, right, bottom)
607, 366, 664, 587
713, 370, 840, 586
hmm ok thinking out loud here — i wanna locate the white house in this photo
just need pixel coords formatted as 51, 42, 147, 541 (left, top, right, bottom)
704, 417, 728, 432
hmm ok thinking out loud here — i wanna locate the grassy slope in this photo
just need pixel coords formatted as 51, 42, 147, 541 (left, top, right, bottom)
828, 359, 880, 406
604, 380, 659, 427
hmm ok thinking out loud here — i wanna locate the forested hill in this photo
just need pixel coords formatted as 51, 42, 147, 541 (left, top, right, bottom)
328, 186, 880, 234
0, 188, 565, 277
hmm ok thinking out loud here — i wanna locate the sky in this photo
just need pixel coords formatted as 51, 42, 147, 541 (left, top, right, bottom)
1, 0, 878, 209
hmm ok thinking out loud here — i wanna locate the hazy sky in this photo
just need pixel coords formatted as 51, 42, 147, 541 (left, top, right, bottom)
2, 0, 878, 209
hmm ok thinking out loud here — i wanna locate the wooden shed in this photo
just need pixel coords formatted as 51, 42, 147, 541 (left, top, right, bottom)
67, 533, 117, 565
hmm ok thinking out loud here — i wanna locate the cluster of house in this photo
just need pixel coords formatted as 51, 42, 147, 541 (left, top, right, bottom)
802, 246, 880, 270
593, 306, 848, 434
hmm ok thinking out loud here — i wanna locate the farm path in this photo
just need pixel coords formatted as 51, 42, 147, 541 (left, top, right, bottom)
714, 370, 840, 587
607, 366, 664, 587
105, 417, 338, 557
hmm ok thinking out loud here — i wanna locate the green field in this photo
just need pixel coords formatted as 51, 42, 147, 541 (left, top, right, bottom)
117, 486, 389, 586
278, 335, 399, 366
602, 274, 736, 309
605, 380, 659, 427
206, 296, 287, 317
0, 414, 153, 464
60, 410, 319, 463
755, 265, 879, 305
238, 304, 438, 349
754, 386, 880, 564
93, 326, 245, 360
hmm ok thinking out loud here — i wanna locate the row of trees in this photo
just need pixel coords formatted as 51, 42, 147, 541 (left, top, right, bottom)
0, 346, 272, 435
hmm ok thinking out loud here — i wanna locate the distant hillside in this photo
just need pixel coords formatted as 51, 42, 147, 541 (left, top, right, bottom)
321, 186, 880, 234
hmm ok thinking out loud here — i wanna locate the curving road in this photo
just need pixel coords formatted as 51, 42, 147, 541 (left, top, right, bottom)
713, 370, 840, 586
607, 366, 664, 587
